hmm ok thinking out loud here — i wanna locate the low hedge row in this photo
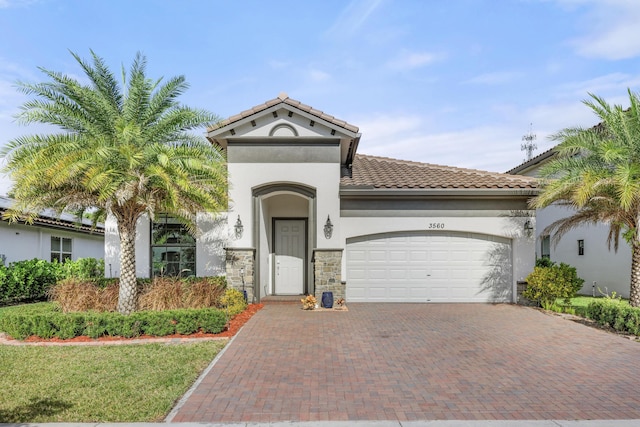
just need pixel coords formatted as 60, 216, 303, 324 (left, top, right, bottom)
0, 307, 228, 340
585, 299, 640, 335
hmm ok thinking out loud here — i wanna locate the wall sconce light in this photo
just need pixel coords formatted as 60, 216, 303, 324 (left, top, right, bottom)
324, 215, 333, 239
523, 219, 534, 237
578, 239, 584, 256
234, 215, 244, 240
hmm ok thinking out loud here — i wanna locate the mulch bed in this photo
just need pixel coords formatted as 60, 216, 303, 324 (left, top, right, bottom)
5, 304, 264, 345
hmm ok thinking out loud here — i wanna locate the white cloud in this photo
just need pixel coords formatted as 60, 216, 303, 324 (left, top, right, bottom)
463, 71, 523, 85
555, 72, 640, 99
309, 69, 331, 82
0, 0, 36, 8
386, 50, 441, 71
558, 0, 640, 59
349, 94, 615, 173
325, 0, 384, 39
268, 59, 290, 70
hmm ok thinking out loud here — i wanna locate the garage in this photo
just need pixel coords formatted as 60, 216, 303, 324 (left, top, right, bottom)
346, 231, 512, 303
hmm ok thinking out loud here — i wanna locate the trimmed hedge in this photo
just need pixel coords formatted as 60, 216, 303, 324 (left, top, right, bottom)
0, 307, 228, 340
585, 299, 640, 335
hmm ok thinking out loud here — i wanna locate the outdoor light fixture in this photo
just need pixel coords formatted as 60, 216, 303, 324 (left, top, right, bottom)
524, 219, 534, 237
324, 215, 333, 239
234, 215, 244, 240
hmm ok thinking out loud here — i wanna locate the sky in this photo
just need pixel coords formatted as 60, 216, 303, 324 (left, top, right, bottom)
2, 0, 640, 195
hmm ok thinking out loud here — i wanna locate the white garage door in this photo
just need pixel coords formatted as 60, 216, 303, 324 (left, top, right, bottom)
346, 231, 512, 303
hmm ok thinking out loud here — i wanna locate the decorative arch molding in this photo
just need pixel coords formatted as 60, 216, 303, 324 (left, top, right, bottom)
252, 182, 316, 199
269, 123, 298, 137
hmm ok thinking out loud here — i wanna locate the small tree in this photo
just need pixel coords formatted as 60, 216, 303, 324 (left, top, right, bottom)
1, 51, 227, 314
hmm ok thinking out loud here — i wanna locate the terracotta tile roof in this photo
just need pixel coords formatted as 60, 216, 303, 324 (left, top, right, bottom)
208, 92, 359, 134
341, 154, 538, 190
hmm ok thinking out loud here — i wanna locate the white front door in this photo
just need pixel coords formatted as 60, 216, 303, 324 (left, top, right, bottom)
274, 219, 306, 294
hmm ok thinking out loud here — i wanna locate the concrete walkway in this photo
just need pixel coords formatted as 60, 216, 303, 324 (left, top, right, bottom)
167, 303, 640, 423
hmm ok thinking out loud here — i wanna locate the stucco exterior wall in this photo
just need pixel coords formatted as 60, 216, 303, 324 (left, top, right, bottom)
0, 221, 104, 265
227, 160, 340, 297
536, 204, 631, 297
227, 162, 341, 250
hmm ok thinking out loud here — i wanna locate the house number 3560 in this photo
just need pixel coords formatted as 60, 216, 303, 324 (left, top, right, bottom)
428, 223, 445, 229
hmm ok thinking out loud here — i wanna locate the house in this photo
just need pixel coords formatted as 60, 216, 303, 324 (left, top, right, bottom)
105, 93, 539, 303
508, 149, 632, 298
0, 196, 105, 266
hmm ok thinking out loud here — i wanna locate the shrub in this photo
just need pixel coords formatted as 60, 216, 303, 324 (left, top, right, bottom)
183, 277, 226, 308
49, 276, 227, 313
49, 279, 119, 313
0, 259, 63, 305
585, 298, 640, 336
60, 258, 104, 280
196, 309, 228, 333
142, 311, 176, 336
535, 257, 555, 268
174, 310, 199, 335
220, 288, 248, 316
523, 263, 584, 309
0, 307, 228, 340
138, 277, 184, 311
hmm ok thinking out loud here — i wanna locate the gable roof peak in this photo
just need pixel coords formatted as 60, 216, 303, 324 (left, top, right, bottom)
277, 92, 288, 101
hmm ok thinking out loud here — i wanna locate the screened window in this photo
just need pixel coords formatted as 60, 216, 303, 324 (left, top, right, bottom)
51, 236, 72, 262
540, 235, 551, 259
151, 214, 196, 277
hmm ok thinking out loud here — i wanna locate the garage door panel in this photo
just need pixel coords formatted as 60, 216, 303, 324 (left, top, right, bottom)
346, 231, 512, 303
389, 269, 407, 279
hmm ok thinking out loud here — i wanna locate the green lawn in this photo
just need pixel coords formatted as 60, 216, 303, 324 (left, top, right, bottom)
0, 302, 226, 422
555, 295, 629, 316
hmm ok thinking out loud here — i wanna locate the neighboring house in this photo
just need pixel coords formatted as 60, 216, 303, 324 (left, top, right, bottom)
105, 93, 538, 303
508, 150, 631, 298
0, 196, 105, 266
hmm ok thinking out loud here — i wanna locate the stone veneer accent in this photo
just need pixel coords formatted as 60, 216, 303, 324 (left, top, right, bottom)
225, 248, 255, 303
516, 280, 534, 306
313, 249, 344, 304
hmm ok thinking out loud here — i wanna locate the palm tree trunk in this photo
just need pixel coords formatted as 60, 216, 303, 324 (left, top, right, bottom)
117, 222, 138, 315
631, 241, 640, 307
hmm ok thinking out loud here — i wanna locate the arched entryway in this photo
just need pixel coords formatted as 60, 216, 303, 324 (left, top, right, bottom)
252, 183, 316, 301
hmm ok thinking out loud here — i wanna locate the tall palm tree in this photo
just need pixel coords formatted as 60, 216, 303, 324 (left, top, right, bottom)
532, 89, 640, 306
1, 51, 227, 314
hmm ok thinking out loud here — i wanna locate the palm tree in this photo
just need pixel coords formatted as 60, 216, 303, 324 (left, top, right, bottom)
532, 89, 640, 306
1, 51, 227, 314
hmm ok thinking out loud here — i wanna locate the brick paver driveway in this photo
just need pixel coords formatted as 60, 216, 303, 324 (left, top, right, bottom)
170, 303, 640, 422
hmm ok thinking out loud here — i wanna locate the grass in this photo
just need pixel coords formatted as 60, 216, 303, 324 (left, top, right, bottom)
0, 340, 225, 422
0, 302, 226, 422
0, 301, 59, 316
553, 295, 629, 316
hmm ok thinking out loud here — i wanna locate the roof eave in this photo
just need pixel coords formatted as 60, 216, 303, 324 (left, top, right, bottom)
339, 187, 539, 198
